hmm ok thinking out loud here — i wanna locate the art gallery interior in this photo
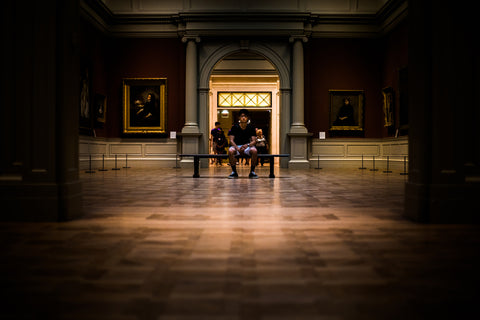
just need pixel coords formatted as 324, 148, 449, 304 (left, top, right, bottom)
0, 0, 479, 319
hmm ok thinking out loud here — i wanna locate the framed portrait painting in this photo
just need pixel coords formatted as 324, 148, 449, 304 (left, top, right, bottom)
79, 61, 93, 134
94, 93, 106, 127
329, 90, 365, 132
382, 87, 394, 127
122, 78, 167, 134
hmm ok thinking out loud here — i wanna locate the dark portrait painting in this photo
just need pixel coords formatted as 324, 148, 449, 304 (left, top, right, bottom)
79, 61, 93, 134
329, 90, 364, 132
122, 78, 167, 134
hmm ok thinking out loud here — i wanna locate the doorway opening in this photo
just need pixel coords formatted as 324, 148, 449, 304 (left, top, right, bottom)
209, 52, 279, 164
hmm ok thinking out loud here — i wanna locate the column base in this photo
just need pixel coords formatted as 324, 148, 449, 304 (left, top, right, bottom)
289, 124, 308, 134
289, 160, 311, 169
288, 132, 312, 169
181, 125, 201, 134
179, 131, 202, 168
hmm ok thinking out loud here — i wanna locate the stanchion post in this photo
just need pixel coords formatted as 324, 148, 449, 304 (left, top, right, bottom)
85, 154, 95, 173
359, 153, 367, 170
123, 154, 130, 169
400, 155, 408, 175
370, 155, 378, 171
383, 156, 392, 173
173, 154, 181, 169
112, 154, 120, 170
98, 154, 108, 171
315, 154, 322, 170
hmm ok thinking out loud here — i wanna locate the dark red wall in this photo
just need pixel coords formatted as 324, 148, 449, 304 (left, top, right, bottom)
105, 38, 185, 138
80, 18, 407, 140
305, 38, 383, 138
79, 19, 185, 138
381, 19, 408, 135
304, 20, 408, 138
79, 19, 108, 136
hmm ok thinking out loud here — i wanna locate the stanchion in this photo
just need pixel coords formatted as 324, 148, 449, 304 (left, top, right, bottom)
370, 156, 378, 171
112, 154, 120, 170
359, 154, 367, 170
123, 154, 130, 169
315, 154, 322, 170
85, 154, 95, 173
400, 156, 408, 175
383, 156, 392, 173
98, 154, 108, 171
173, 154, 181, 169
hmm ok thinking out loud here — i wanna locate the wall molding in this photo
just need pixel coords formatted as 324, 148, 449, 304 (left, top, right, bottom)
310, 136, 408, 169
80, 135, 408, 169
79, 136, 180, 169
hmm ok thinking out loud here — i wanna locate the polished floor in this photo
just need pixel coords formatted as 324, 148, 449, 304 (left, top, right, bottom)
1, 164, 479, 319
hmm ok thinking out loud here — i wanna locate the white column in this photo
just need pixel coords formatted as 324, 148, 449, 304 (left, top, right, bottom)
288, 36, 311, 168
182, 36, 201, 133
289, 36, 308, 134
180, 36, 202, 166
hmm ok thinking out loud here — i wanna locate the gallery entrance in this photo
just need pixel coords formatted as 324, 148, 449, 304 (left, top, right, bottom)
206, 51, 280, 166
216, 109, 271, 149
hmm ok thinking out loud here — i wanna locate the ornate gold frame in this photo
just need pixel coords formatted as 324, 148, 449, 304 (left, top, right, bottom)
382, 87, 394, 127
123, 78, 167, 134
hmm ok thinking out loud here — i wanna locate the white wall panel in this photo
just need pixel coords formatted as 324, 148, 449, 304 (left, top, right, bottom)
383, 142, 408, 156
145, 143, 177, 156
89, 143, 108, 155
110, 144, 143, 155
313, 145, 345, 156
347, 144, 380, 156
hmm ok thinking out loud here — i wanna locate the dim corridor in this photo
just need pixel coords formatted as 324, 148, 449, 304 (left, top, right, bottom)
1, 166, 479, 319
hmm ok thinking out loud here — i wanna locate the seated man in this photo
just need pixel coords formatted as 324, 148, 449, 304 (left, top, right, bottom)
227, 109, 258, 179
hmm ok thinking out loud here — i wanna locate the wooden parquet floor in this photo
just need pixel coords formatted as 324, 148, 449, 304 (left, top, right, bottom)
1, 165, 479, 319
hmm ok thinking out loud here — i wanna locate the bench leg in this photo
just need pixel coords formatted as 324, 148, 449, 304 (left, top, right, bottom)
193, 156, 200, 178
269, 158, 275, 178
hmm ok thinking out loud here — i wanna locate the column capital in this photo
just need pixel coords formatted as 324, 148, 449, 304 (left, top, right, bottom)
182, 35, 201, 43
289, 35, 308, 43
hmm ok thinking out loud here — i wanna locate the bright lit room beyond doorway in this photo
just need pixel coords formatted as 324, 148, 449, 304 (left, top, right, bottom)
209, 52, 280, 163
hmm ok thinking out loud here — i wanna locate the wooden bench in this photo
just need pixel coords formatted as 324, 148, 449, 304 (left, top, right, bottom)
180, 154, 290, 178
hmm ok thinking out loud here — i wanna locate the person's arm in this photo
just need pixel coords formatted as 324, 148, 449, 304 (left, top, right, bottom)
229, 135, 240, 150
248, 136, 256, 147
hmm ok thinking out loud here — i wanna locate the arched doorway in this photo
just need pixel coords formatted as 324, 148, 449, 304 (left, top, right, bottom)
198, 41, 291, 167
209, 52, 280, 159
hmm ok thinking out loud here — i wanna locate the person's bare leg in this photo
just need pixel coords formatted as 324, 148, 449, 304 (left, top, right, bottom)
250, 147, 257, 169
249, 147, 258, 178
228, 147, 238, 178
228, 147, 236, 167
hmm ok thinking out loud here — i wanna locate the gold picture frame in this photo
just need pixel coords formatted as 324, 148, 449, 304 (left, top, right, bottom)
123, 78, 167, 134
329, 90, 365, 131
382, 87, 394, 127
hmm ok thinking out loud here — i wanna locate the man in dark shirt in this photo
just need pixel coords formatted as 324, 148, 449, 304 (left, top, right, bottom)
227, 109, 258, 179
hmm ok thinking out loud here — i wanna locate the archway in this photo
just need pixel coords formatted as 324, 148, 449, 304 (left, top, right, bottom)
209, 52, 280, 161
198, 41, 292, 167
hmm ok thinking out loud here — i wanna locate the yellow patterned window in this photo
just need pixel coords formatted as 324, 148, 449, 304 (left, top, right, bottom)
218, 92, 271, 107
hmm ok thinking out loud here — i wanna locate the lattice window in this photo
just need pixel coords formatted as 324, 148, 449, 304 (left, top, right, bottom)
218, 92, 271, 107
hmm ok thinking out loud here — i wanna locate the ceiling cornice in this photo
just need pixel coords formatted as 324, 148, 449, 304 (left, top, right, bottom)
80, 0, 407, 38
